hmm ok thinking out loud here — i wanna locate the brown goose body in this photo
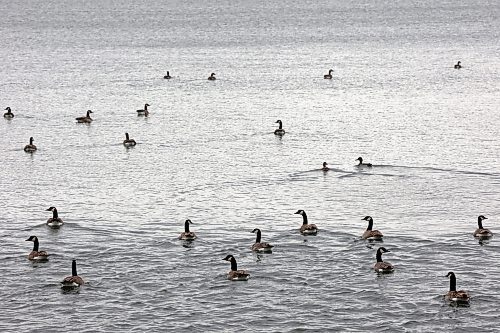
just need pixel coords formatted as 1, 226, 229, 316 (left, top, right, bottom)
4, 107, 14, 118
24, 137, 37, 153
250, 228, 274, 252
473, 215, 492, 238
295, 210, 318, 235
361, 216, 383, 240
61, 260, 84, 288
76, 110, 93, 123
374, 247, 394, 273
223, 255, 250, 281
46, 207, 64, 228
26, 236, 49, 261
445, 272, 470, 303
179, 219, 197, 240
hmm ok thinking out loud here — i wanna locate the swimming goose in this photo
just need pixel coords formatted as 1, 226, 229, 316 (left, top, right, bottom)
274, 120, 285, 135
473, 215, 492, 238
123, 132, 137, 147
294, 210, 318, 235
208, 73, 216, 81
251, 228, 274, 252
137, 104, 150, 116
373, 247, 394, 273
322, 162, 329, 171
164, 71, 172, 79
4, 107, 14, 118
454, 61, 462, 69
356, 157, 372, 167
445, 272, 470, 303
362, 216, 383, 240
24, 137, 37, 153
25, 236, 49, 261
324, 69, 333, 79
223, 255, 250, 281
76, 110, 93, 123
46, 206, 64, 228
179, 219, 197, 240
61, 259, 84, 288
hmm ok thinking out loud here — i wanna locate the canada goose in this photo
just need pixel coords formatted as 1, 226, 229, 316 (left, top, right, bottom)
355, 157, 372, 167
324, 69, 333, 79
208, 73, 216, 81
61, 259, 84, 288
25, 236, 49, 261
454, 61, 462, 69
445, 272, 470, 303
294, 210, 318, 235
137, 104, 150, 116
222, 255, 250, 281
123, 132, 136, 147
164, 71, 171, 79
274, 120, 285, 135
473, 215, 492, 238
361, 216, 383, 240
322, 162, 329, 171
251, 228, 274, 252
3, 107, 14, 118
373, 247, 394, 273
76, 110, 93, 123
46, 206, 64, 228
179, 219, 197, 240
24, 137, 37, 153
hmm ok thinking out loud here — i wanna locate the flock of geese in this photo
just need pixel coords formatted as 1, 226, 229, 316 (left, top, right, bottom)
9, 62, 482, 301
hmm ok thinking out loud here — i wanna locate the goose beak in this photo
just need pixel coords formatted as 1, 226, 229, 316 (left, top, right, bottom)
25, 238, 30, 241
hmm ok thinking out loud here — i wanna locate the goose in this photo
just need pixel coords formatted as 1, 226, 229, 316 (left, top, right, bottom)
25, 236, 49, 261
454, 61, 462, 69
208, 73, 216, 81
355, 157, 372, 167
137, 104, 150, 116
322, 162, 330, 171
274, 120, 285, 135
123, 132, 137, 147
179, 219, 197, 240
46, 206, 64, 228
250, 228, 274, 252
373, 247, 394, 273
164, 71, 172, 79
473, 215, 492, 238
24, 137, 37, 153
324, 69, 333, 79
361, 216, 383, 240
222, 255, 250, 281
445, 272, 470, 303
294, 210, 318, 235
61, 259, 84, 288
76, 110, 93, 123
3, 107, 14, 118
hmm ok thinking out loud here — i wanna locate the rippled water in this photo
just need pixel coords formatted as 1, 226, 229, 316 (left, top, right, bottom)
1, 0, 499, 331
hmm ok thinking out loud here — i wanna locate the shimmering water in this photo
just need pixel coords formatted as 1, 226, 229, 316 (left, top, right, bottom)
1, 0, 499, 331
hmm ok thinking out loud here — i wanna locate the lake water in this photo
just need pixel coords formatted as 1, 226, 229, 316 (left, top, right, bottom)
1, 0, 499, 331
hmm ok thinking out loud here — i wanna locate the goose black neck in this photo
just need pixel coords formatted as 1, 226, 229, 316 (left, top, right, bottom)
29, 138, 34, 145
230, 258, 237, 271
376, 250, 383, 262
33, 238, 39, 251
72, 260, 78, 276
449, 274, 456, 291
478, 217, 483, 229
167, 71, 170, 75
52, 208, 58, 219
302, 212, 308, 225
144, 104, 148, 110
366, 219, 373, 231
255, 230, 261, 243
125, 133, 130, 140
278, 122, 283, 129
184, 221, 190, 232
86, 110, 91, 117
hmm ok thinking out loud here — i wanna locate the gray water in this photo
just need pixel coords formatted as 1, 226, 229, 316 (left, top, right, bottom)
1, 0, 499, 331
